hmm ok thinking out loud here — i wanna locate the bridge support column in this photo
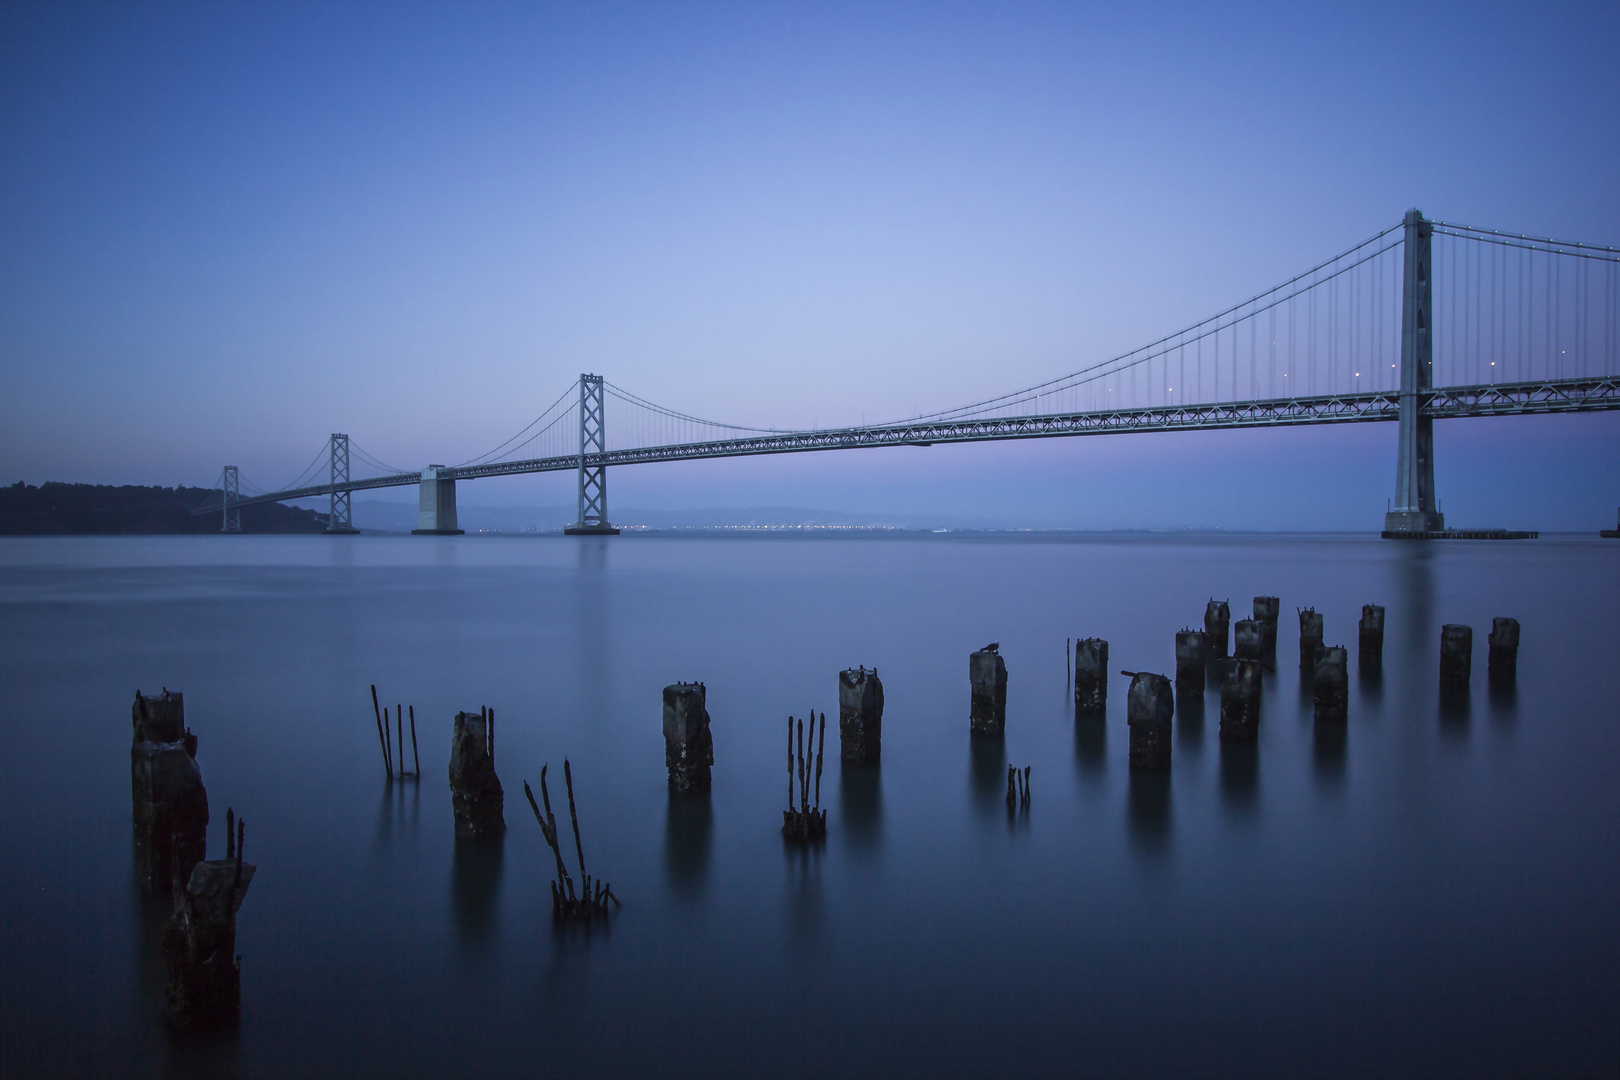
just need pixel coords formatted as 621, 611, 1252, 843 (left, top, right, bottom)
325, 433, 360, 534
412, 465, 463, 535
566, 373, 619, 535
1384, 209, 1445, 535
220, 466, 241, 533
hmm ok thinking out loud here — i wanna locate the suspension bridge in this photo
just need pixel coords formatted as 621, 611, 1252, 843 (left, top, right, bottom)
199, 210, 1620, 536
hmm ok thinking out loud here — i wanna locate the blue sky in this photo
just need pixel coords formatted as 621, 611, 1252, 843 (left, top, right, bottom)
2, 1, 1616, 528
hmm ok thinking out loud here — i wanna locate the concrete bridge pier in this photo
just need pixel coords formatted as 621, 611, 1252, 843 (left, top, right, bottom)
413, 465, 464, 535
1384, 209, 1446, 536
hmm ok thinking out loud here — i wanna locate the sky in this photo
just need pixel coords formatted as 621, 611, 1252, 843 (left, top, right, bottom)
1, 0, 1616, 529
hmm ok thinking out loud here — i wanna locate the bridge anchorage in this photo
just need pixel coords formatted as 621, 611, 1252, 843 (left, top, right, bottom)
201, 208, 1619, 535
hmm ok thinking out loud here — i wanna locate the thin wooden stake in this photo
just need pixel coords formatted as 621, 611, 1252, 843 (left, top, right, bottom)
564, 759, 587, 878
383, 707, 394, 778
396, 705, 403, 778
371, 684, 391, 777
814, 710, 825, 810
409, 705, 419, 776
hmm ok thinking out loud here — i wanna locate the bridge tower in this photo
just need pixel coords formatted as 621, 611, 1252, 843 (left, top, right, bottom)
566, 373, 620, 535
1383, 209, 1446, 536
220, 465, 241, 533
325, 433, 360, 534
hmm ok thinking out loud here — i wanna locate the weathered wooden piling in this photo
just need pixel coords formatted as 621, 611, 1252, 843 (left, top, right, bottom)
1126, 671, 1174, 770
1074, 638, 1108, 716
1253, 596, 1280, 658
1359, 605, 1385, 668
1174, 630, 1205, 695
1218, 659, 1261, 741
1488, 617, 1520, 687
1313, 646, 1349, 724
838, 667, 884, 764
1440, 624, 1473, 688
132, 689, 209, 895
1234, 619, 1263, 664
165, 808, 255, 1028
663, 682, 713, 792
1298, 607, 1324, 670
449, 707, 505, 837
1205, 599, 1231, 659
970, 644, 1008, 735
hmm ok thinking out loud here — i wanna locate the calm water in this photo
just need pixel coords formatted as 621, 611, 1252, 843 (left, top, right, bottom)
1, 533, 1615, 1078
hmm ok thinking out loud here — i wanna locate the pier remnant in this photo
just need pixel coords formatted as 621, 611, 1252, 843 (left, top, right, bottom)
1298, 608, 1324, 670
522, 762, 618, 925
663, 682, 713, 792
1005, 765, 1030, 812
1125, 671, 1174, 770
1174, 630, 1205, 696
1074, 639, 1108, 717
970, 644, 1008, 735
1488, 618, 1520, 688
1313, 646, 1349, 724
1204, 599, 1231, 660
132, 690, 209, 895
1359, 605, 1386, 668
449, 707, 505, 838
1233, 619, 1263, 665
838, 667, 884, 765
1253, 596, 1280, 661
782, 712, 828, 842
1219, 659, 1262, 741
1440, 624, 1473, 689
165, 807, 255, 1028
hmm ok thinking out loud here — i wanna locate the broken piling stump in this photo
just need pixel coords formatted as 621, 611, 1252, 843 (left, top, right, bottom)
838, 667, 883, 765
449, 707, 505, 838
1359, 605, 1385, 669
165, 807, 255, 1029
1219, 658, 1261, 741
663, 682, 713, 793
1126, 671, 1173, 770
1005, 765, 1030, 812
1074, 638, 1108, 717
1313, 646, 1349, 724
131, 689, 209, 895
1204, 599, 1231, 660
1298, 607, 1324, 671
782, 712, 828, 842
1488, 617, 1520, 688
970, 644, 1007, 736
1253, 596, 1280, 660
1174, 630, 1205, 696
1440, 625, 1473, 689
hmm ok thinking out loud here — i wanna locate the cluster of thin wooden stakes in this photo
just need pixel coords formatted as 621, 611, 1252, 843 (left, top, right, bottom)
370, 684, 420, 779
1006, 765, 1031, 812
783, 712, 827, 842
523, 761, 618, 925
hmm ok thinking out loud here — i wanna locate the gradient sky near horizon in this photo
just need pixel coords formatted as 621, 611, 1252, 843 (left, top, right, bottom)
2, 1, 1617, 529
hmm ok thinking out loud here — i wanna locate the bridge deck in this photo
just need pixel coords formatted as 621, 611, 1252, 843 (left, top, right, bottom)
197, 376, 1619, 515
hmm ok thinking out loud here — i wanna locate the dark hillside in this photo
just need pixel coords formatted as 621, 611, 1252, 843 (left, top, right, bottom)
0, 482, 328, 534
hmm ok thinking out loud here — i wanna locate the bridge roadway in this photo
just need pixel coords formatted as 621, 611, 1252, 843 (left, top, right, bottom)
205, 375, 1620, 514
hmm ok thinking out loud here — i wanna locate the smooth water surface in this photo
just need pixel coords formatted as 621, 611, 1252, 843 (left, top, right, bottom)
1, 534, 1616, 1078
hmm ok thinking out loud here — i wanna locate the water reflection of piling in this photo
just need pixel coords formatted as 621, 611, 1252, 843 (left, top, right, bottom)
663, 792, 713, 899
970, 737, 1007, 813
838, 762, 883, 852
1127, 771, 1171, 851
451, 837, 504, 948
1218, 741, 1259, 816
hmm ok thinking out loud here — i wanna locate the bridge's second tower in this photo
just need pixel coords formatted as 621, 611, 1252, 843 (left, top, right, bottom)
325, 434, 361, 534
1384, 209, 1445, 536
566, 373, 619, 535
